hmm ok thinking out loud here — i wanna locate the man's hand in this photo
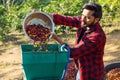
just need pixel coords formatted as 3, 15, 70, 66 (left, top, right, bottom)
51, 32, 64, 45
32, 9, 38, 13
48, 14, 53, 20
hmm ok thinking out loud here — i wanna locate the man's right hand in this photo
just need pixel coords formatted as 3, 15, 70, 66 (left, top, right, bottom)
51, 32, 64, 45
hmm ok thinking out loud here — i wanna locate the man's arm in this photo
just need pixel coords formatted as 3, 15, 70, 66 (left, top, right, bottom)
70, 33, 101, 58
51, 33, 64, 45
52, 13, 81, 28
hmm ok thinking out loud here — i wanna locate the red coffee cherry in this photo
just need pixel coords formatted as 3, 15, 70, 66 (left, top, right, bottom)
25, 24, 50, 43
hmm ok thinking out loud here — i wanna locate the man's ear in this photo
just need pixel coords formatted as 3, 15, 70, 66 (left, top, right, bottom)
94, 18, 100, 24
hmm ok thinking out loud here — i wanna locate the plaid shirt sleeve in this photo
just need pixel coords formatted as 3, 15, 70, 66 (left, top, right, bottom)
70, 33, 101, 58
53, 13, 81, 28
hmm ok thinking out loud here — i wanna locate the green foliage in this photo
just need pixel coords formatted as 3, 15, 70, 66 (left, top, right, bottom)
0, 5, 7, 40
43, 0, 84, 33
92, 0, 120, 26
43, 0, 83, 15
0, 0, 120, 41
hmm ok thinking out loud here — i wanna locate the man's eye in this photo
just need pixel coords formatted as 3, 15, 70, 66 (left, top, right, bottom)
87, 16, 91, 19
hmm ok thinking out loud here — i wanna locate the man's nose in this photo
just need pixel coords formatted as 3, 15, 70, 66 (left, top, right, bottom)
82, 16, 86, 21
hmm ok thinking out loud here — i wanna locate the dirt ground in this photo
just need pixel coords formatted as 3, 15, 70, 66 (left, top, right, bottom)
0, 30, 120, 80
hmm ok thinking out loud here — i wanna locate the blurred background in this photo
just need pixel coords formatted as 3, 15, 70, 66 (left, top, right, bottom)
0, 0, 120, 80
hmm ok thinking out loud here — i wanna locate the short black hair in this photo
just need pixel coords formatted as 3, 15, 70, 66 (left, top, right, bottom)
83, 2, 102, 20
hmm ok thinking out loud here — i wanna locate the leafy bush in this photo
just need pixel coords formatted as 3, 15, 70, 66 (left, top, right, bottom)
0, 0, 120, 41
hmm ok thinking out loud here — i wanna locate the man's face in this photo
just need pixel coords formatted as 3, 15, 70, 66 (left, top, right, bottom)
81, 9, 96, 28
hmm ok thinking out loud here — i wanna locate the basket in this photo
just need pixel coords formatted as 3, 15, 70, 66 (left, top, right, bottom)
104, 62, 120, 73
22, 11, 54, 42
104, 62, 120, 80
21, 44, 69, 80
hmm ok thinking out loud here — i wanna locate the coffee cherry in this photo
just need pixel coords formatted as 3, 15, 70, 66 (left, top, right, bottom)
105, 68, 120, 80
25, 24, 50, 42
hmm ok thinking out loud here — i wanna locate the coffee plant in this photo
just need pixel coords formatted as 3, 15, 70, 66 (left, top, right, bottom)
0, 0, 120, 41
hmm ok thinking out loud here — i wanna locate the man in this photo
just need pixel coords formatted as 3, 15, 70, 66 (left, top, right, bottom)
52, 2, 106, 80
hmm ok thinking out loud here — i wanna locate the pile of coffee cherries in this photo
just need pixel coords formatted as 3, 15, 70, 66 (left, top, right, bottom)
64, 61, 78, 80
25, 24, 50, 43
105, 68, 120, 80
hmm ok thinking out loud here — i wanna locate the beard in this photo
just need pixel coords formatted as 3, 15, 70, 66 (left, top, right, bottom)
81, 21, 87, 28
81, 21, 95, 28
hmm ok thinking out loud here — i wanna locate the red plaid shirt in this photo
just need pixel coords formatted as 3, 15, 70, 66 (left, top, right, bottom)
53, 14, 106, 80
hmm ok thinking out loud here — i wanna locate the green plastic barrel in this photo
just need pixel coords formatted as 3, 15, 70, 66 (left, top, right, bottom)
21, 44, 69, 80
